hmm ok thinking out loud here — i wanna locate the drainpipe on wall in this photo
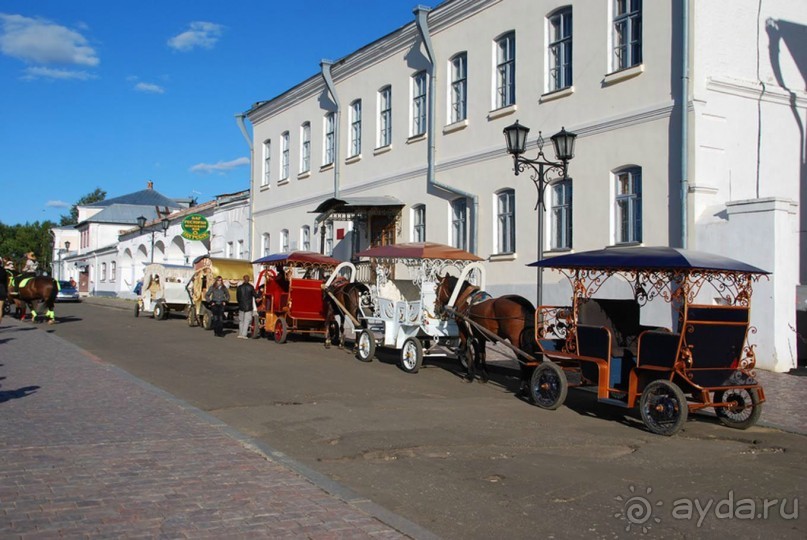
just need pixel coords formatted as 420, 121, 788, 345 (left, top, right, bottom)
321, 60, 341, 198
236, 113, 254, 260
680, 0, 690, 249
415, 6, 478, 254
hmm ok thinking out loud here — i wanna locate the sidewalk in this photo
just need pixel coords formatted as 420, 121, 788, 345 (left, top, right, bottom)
0, 317, 434, 538
79, 295, 807, 435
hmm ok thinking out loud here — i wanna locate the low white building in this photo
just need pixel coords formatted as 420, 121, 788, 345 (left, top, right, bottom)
243, 0, 805, 371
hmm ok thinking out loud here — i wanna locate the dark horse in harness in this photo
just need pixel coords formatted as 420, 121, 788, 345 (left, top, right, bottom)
322, 278, 371, 349
6, 271, 59, 324
436, 275, 536, 384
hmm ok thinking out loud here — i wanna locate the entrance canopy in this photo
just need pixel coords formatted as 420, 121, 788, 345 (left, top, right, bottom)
310, 196, 403, 222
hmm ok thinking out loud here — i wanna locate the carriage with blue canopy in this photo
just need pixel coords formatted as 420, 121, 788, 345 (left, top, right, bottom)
527, 246, 768, 436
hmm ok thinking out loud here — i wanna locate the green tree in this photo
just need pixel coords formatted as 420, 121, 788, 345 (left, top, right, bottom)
60, 187, 107, 226
0, 220, 57, 270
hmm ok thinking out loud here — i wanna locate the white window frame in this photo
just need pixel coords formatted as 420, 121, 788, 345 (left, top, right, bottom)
378, 86, 392, 148
301, 225, 310, 251
110, 261, 116, 282
325, 222, 334, 255
614, 167, 642, 244
262, 139, 271, 187
412, 204, 426, 242
236, 239, 244, 259
612, 0, 642, 71
101, 262, 107, 282
280, 229, 289, 252
550, 179, 573, 250
324, 113, 335, 165
300, 122, 311, 173
226, 241, 233, 258
450, 53, 467, 124
496, 189, 515, 254
350, 100, 362, 157
495, 32, 516, 109
262, 233, 271, 256
411, 71, 427, 136
280, 131, 290, 181
451, 198, 467, 250
547, 8, 573, 92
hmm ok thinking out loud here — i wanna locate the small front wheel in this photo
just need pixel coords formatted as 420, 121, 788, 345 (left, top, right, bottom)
714, 388, 762, 430
400, 338, 423, 373
355, 330, 376, 362
530, 362, 568, 410
134, 301, 141, 318
249, 313, 262, 339
274, 318, 289, 343
640, 379, 688, 436
153, 302, 167, 321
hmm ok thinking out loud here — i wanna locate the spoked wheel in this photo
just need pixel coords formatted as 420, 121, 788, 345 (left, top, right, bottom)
640, 380, 688, 436
202, 311, 213, 330
187, 308, 198, 327
529, 362, 568, 410
399, 338, 423, 374
134, 301, 140, 318
153, 302, 166, 321
249, 313, 262, 339
274, 318, 288, 343
714, 388, 762, 429
355, 330, 376, 362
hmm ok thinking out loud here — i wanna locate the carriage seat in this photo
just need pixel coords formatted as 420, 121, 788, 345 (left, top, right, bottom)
288, 278, 326, 320
578, 298, 641, 357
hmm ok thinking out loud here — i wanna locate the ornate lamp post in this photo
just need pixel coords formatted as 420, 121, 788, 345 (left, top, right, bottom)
137, 215, 155, 263
503, 120, 577, 304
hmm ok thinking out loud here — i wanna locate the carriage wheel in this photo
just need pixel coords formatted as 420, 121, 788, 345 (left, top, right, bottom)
530, 362, 568, 410
134, 301, 140, 318
640, 380, 688, 436
187, 308, 198, 327
274, 319, 289, 344
202, 311, 213, 330
249, 313, 262, 339
714, 388, 762, 430
400, 338, 423, 374
355, 330, 376, 362
153, 302, 167, 321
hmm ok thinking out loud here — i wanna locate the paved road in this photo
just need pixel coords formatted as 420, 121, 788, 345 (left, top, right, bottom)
3, 300, 806, 538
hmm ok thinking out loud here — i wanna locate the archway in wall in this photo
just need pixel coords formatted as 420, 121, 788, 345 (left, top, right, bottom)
153, 240, 166, 263
121, 248, 134, 293
165, 235, 187, 265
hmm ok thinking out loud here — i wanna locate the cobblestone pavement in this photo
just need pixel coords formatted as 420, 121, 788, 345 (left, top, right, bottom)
0, 316, 432, 538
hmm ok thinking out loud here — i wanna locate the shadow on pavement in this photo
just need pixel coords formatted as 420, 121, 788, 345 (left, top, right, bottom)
0, 385, 40, 404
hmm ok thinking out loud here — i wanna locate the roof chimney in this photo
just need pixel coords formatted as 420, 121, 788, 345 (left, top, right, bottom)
147, 181, 153, 190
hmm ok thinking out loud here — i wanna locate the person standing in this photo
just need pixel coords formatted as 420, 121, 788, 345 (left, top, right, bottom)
205, 276, 230, 337
236, 274, 259, 339
22, 252, 38, 276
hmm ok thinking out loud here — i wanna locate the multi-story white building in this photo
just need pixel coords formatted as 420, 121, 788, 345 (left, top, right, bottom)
245, 0, 804, 371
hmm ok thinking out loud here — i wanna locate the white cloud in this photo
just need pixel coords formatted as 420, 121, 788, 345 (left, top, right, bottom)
22, 66, 96, 80
168, 21, 224, 52
0, 13, 99, 66
190, 157, 249, 174
46, 200, 70, 208
135, 82, 165, 94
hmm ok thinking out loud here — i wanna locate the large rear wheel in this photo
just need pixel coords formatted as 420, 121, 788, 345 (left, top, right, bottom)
400, 338, 423, 374
202, 310, 213, 330
714, 388, 762, 430
274, 318, 289, 343
355, 330, 376, 362
640, 380, 688, 436
530, 362, 568, 410
153, 302, 167, 321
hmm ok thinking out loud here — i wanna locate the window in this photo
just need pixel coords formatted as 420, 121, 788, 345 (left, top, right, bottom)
101, 262, 107, 282
548, 8, 572, 91
262, 233, 271, 256
236, 239, 244, 259
325, 222, 334, 255
300, 122, 311, 173
280, 229, 289, 252
496, 190, 515, 254
280, 131, 289, 180
110, 261, 116, 282
551, 180, 572, 249
262, 139, 271, 187
379, 86, 392, 147
324, 113, 335, 165
613, 0, 642, 71
451, 198, 467, 250
350, 100, 362, 157
412, 71, 427, 136
226, 241, 233, 258
615, 167, 642, 243
496, 32, 516, 108
450, 53, 467, 123
413, 205, 426, 242
301, 225, 310, 251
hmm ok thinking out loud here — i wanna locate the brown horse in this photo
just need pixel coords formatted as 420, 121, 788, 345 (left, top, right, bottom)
436, 275, 536, 383
322, 279, 371, 349
7, 272, 59, 324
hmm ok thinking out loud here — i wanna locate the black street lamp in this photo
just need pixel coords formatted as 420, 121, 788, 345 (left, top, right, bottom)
503, 120, 577, 304
137, 215, 158, 263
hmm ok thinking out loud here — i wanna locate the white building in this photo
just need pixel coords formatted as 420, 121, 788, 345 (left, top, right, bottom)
242, 0, 803, 371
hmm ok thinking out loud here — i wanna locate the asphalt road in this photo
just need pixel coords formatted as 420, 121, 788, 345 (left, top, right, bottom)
48, 301, 806, 538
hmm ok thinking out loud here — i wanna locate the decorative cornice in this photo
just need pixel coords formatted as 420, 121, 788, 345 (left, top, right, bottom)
706, 76, 807, 108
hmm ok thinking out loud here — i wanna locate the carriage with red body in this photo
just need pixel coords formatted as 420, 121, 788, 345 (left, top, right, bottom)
253, 251, 341, 343
526, 246, 768, 435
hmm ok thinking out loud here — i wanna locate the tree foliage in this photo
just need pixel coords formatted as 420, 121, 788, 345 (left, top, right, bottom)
0, 220, 57, 270
60, 187, 107, 226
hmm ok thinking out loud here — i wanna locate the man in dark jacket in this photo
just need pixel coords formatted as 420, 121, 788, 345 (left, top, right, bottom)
205, 276, 230, 337
236, 274, 259, 339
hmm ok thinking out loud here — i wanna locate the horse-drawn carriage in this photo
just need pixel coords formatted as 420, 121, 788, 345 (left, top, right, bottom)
347, 242, 485, 373
253, 251, 341, 343
187, 256, 256, 333
520, 246, 769, 435
135, 263, 195, 320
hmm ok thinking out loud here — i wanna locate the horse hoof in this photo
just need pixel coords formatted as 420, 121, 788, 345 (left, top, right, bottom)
479, 377, 489, 384
48, 320, 56, 325
462, 377, 474, 383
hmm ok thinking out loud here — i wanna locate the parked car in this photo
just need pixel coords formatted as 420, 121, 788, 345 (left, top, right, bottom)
56, 280, 80, 302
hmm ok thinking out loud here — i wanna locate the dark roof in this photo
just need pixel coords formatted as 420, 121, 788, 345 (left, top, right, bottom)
91, 189, 182, 209
86, 204, 161, 224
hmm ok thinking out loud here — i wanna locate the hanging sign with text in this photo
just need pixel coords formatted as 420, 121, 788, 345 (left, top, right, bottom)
181, 214, 210, 241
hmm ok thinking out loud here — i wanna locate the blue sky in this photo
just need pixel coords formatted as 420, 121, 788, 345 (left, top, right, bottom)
0, 0, 431, 226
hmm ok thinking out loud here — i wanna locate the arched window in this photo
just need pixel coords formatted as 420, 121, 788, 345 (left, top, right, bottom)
262, 139, 271, 187
450, 52, 467, 123
378, 86, 392, 147
495, 31, 515, 108
551, 179, 572, 249
412, 205, 426, 242
280, 132, 290, 180
301, 225, 311, 251
300, 122, 311, 173
350, 100, 362, 157
547, 7, 572, 92
280, 229, 289, 252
